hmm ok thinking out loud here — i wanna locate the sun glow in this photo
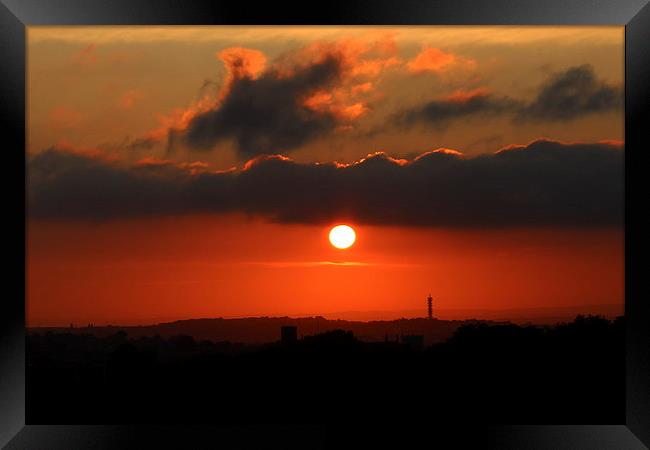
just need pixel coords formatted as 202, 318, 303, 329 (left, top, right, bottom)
329, 225, 356, 249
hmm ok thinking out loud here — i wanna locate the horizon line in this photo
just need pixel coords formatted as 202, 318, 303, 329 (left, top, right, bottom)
27, 303, 623, 328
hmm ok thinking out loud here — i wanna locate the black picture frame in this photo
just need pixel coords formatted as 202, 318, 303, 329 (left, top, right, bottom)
1, 1, 648, 448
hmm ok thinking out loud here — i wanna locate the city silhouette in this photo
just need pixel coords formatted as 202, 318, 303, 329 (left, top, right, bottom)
27, 313, 624, 424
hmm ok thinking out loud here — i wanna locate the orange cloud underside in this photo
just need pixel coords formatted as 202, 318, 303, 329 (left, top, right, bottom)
27, 216, 623, 326
407, 46, 475, 74
218, 47, 267, 81
443, 87, 492, 102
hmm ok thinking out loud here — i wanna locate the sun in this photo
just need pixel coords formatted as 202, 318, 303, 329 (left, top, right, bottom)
329, 224, 356, 249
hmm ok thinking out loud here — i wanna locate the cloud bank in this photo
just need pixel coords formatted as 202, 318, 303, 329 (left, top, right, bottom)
28, 139, 623, 227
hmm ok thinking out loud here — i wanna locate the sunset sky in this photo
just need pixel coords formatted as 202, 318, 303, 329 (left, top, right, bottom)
27, 26, 624, 326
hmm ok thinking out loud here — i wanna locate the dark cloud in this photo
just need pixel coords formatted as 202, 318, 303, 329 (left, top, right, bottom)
179, 57, 342, 158
28, 149, 189, 219
398, 65, 621, 127
397, 92, 521, 128
515, 64, 622, 122
28, 140, 623, 228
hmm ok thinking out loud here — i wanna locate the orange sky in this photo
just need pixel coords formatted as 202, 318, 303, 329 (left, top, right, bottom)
26, 27, 624, 325
27, 216, 623, 326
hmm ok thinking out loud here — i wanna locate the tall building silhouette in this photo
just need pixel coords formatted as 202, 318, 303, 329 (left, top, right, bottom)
427, 294, 433, 319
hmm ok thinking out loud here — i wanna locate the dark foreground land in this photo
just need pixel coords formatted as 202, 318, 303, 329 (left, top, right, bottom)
27, 315, 624, 424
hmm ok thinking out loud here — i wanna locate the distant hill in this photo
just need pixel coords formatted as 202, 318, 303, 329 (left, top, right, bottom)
29, 304, 622, 345
29, 316, 501, 346
318, 303, 623, 324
